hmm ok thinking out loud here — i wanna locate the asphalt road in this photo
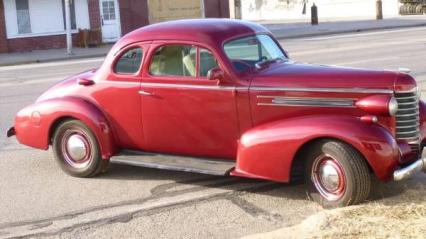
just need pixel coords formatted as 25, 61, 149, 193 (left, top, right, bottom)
0, 27, 425, 238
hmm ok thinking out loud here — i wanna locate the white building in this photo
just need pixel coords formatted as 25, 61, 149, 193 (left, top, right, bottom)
2, 0, 91, 39
236, 0, 400, 21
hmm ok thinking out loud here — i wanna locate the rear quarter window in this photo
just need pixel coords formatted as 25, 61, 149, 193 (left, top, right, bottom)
114, 48, 143, 74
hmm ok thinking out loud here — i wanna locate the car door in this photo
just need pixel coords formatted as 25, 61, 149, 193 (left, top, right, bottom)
93, 43, 147, 150
140, 42, 239, 158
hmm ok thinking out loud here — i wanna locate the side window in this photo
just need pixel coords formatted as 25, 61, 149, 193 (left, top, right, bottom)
149, 45, 196, 77
224, 37, 259, 61
199, 48, 219, 77
114, 48, 143, 74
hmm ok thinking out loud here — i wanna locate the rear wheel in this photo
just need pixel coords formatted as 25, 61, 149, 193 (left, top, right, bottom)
52, 120, 107, 177
305, 140, 371, 208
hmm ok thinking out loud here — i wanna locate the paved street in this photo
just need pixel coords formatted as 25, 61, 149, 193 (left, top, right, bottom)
0, 27, 425, 238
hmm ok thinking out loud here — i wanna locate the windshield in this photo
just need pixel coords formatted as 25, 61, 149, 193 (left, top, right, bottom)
224, 34, 286, 72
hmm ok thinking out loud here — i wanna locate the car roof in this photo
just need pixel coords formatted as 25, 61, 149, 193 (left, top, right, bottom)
115, 18, 270, 48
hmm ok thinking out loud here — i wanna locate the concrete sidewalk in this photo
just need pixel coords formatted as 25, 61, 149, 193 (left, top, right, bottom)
263, 15, 426, 39
0, 15, 425, 67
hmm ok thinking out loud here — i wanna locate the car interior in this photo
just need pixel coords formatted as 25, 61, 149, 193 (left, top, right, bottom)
149, 45, 218, 77
150, 45, 196, 76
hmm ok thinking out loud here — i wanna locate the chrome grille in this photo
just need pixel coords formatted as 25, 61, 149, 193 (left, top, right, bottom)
395, 90, 420, 152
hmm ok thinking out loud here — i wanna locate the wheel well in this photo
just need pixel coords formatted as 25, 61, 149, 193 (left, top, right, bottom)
290, 137, 373, 182
48, 116, 76, 144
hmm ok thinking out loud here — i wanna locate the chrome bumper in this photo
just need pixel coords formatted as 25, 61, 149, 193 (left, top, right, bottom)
393, 157, 426, 181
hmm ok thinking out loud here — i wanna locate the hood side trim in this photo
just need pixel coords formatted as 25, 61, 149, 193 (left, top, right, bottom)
250, 87, 393, 94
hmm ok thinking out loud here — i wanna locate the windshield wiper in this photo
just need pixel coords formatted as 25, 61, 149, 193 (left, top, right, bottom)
255, 57, 285, 70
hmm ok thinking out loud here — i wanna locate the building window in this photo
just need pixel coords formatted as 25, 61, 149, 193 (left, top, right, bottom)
16, 0, 31, 34
62, 0, 77, 30
102, 0, 116, 20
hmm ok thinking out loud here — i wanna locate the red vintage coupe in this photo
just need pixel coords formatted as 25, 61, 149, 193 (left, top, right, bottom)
7, 19, 426, 207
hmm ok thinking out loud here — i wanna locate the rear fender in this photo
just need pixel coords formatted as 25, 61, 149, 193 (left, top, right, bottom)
231, 115, 399, 182
14, 97, 116, 159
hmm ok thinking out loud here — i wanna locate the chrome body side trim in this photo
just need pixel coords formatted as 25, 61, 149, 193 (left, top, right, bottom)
257, 96, 356, 108
102, 81, 394, 94
251, 87, 393, 94
140, 82, 247, 91
99, 80, 140, 85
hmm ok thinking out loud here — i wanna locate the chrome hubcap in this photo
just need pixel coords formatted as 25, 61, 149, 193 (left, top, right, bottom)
61, 130, 92, 169
66, 134, 87, 162
318, 161, 340, 192
312, 154, 346, 201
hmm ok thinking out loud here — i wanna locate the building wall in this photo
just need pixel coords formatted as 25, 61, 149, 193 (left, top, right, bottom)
0, 0, 229, 53
146, 0, 229, 23
7, 34, 79, 52
119, 0, 149, 35
88, 0, 101, 29
0, 0, 8, 52
147, 0, 203, 23
118, 0, 229, 37
1, 0, 92, 53
204, 0, 230, 18
240, 0, 399, 21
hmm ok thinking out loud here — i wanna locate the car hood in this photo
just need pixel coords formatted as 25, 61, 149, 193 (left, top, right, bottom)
249, 62, 416, 92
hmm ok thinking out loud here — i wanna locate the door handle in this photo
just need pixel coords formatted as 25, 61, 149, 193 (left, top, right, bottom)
139, 90, 153, 96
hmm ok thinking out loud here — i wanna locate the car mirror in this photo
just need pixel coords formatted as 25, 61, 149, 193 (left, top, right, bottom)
207, 67, 225, 82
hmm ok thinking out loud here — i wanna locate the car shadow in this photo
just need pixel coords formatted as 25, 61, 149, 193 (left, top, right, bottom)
100, 163, 426, 205
98, 163, 308, 201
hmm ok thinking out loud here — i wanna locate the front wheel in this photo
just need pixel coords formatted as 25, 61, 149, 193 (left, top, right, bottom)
305, 140, 371, 208
52, 120, 107, 177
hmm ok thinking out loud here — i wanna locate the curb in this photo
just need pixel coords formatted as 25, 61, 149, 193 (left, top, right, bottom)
272, 23, 426, 39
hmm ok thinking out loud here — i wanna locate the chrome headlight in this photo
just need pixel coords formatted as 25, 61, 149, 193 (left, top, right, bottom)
388, 97, 398, 116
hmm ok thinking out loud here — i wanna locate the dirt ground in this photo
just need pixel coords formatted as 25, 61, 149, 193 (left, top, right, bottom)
245, 174, 426, 239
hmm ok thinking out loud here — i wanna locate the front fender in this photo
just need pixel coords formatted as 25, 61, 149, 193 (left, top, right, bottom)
232, 115, 399, 182
14, 97, 116, 159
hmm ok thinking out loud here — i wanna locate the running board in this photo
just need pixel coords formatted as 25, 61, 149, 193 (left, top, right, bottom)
110, 150, 235, 176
